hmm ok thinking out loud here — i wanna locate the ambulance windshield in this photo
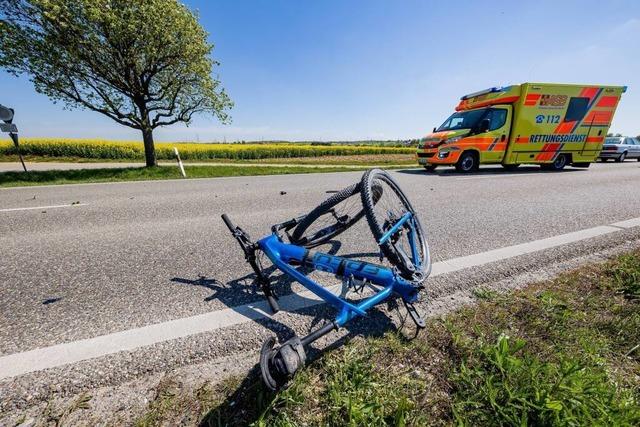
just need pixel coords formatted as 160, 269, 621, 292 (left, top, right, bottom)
436, 109, 487, 132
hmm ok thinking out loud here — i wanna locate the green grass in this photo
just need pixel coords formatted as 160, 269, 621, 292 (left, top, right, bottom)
0, 165, 368, 187
607, 253, 640, 300
471, 286, 499, 300
143, 250, 640, 426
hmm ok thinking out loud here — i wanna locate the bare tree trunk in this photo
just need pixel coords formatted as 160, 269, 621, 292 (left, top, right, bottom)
142, 126, 157, 167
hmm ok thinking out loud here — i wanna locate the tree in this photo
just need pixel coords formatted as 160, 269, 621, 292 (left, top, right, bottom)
0, 0, 232, 166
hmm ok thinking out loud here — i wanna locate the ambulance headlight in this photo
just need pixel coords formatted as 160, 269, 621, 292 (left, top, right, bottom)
447, 136, 462, 144
438, 151, 450, 159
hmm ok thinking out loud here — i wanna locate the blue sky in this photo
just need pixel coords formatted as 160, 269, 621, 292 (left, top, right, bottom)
1, 0, 638, 141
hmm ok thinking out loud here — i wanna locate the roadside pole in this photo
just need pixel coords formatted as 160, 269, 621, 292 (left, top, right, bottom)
9, 132, 27, 172
173, 147, 186, 178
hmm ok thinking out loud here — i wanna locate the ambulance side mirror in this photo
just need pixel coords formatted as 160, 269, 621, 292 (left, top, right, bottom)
432, 127, 436, 133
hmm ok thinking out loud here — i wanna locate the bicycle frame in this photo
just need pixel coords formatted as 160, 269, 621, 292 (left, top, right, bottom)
258, 232, 420, 327
221, 206, 427, 390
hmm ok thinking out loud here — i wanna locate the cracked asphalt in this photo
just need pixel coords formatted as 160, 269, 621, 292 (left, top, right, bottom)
1, 161, 639, 413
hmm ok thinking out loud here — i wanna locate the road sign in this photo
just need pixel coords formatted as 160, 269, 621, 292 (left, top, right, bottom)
0, 103, 27, 172
0, 105, 14, 122
0, 123, 18, 133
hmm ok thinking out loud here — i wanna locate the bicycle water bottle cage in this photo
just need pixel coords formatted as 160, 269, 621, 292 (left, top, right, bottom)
342, 274, 368, 294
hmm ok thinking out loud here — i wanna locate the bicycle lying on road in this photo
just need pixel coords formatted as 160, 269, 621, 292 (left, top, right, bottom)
222, 169, 431, 390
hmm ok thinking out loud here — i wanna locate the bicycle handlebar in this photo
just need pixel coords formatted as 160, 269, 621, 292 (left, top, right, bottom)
221, 214, 235, 232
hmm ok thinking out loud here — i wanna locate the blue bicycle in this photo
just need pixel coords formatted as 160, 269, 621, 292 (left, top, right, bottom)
222, 169, 431, 390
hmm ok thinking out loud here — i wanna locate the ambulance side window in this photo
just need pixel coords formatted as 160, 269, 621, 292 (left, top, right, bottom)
449, 117, 465, 128
489, 109, 507, 131
565, 97, 589, 122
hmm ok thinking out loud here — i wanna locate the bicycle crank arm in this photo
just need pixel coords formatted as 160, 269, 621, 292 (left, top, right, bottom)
403, 300, 426, 329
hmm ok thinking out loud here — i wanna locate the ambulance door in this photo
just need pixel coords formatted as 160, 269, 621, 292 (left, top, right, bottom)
479, 106, 512, 163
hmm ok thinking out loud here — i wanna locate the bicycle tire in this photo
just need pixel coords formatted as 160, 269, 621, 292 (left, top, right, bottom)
290, 183, 366, 248
360, 169, 430, 281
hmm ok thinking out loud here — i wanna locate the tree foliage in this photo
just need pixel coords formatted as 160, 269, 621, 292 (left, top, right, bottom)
0, 0, 232, 165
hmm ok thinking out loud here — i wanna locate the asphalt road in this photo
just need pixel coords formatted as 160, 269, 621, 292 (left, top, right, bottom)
1, 162, 640, 412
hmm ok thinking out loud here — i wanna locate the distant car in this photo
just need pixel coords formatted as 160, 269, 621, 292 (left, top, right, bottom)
598, 136, 640, 162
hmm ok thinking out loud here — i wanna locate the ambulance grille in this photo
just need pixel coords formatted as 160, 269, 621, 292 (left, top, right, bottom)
417, 152, 435, 158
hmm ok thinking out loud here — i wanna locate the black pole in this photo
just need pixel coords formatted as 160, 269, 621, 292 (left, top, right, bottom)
9, 132, 27, 172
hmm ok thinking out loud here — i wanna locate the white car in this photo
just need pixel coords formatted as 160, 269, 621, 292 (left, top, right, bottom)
598, 136, 640, 162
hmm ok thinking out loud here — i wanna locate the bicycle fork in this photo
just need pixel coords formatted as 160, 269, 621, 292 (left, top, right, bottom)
221, 214, 279, 313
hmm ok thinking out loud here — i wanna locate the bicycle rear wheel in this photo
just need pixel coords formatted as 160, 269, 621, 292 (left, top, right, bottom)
360, 169, 430, 281
290, 183, 366, 248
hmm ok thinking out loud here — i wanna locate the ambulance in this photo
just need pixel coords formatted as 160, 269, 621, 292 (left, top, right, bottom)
416, 83, 626, 172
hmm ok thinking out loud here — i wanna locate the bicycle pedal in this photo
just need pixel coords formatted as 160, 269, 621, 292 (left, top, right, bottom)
403, 300, 426, 329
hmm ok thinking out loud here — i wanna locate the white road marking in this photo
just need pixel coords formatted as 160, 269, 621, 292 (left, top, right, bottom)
0, 203, 88, 213
611, 217, 640, 229
0, 216, 638, 380
430, 225, 618, 275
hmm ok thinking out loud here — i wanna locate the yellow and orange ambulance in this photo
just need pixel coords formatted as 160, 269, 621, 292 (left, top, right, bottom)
416, 83, 626, 172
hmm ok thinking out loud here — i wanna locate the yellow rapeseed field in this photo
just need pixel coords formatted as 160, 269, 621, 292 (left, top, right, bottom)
0, 138, 412, 160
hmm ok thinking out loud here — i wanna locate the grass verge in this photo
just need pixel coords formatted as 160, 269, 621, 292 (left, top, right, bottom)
132, 250, 640, 426
0, 153, 416, 166
0, 165, 367, 187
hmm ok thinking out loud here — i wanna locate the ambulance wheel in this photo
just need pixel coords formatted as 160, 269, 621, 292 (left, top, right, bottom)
423, 164, 437, 172
543, 154, 568, 171
616, 152, 627, 162
455, 151, 478, 173
502, 164, 520, 171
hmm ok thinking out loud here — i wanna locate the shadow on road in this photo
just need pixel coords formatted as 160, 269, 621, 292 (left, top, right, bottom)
170, 240, 365, 342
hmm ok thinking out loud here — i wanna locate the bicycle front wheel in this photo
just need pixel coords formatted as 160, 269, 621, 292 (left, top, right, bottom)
360, 169, 430, 281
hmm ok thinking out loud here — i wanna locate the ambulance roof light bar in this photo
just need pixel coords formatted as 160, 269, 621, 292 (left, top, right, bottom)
460, 86, 504, 100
